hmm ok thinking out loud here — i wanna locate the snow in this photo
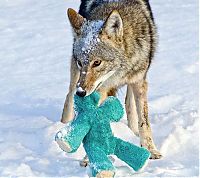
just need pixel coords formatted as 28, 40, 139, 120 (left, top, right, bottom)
73, 20, 103, 65
0, 0, 198, 177
77, 86, 85, 93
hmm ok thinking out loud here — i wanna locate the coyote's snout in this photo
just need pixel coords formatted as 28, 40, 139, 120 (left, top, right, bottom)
61, 0, 162, 160
69, 8, 126, 97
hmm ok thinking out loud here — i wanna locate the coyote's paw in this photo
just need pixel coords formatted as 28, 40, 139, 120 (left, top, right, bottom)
96, 170, 115, 178
149, 149, 162, 159
80, 155, 89, 167
141, 137, 162, 160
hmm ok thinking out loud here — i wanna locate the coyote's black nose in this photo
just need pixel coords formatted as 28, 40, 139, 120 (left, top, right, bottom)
76, 87, 86, 97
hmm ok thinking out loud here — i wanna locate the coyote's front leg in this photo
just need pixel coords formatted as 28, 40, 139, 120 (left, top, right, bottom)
132, 80, 162, 159
61, 58, 79, 123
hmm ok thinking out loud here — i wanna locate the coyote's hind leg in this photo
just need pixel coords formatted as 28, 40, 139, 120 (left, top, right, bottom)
125, 84, 139, 136
132, 80, 162, 159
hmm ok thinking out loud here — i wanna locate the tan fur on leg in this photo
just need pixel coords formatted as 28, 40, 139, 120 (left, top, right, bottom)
61, 93, 74, 123
107, 88, 117, 96
61, 59, 79, 123
96, 170, 115, 178
98, 88, 117, 105
132, 80, 162, 159
125, 85, 139, 136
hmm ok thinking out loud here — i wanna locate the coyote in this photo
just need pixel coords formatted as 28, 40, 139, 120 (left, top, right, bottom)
61, 0, 162, 162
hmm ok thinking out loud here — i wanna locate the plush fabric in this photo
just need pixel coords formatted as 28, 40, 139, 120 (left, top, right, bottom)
55, 92, 150, 177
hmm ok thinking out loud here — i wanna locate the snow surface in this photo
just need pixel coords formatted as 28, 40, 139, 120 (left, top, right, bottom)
0, 0, 199, 177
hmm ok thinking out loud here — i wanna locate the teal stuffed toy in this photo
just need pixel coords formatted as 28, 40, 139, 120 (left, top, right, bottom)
55, 92, 150, 177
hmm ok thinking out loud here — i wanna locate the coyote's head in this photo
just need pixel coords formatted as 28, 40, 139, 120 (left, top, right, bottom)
67, 8, 126, 97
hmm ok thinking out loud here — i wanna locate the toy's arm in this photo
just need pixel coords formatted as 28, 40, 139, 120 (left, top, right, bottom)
58, 113, 91, 153
100, 97, 124, 122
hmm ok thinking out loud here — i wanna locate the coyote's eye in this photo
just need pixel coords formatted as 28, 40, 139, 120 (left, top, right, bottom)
77, 60, 82, 69
92, 60, 102, 68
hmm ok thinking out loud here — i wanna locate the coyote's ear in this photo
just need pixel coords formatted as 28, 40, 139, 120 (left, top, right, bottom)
67, 8, 85, 33
102, 10, 123, 40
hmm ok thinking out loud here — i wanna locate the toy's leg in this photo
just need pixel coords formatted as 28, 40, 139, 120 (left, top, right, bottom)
85, 146, 115, 177
80, 88, 117, 168
55, 120, 91, 153
55, 129, 72, 153
113, 137, 150, 172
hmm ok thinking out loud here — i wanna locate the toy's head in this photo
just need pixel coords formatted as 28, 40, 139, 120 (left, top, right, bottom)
74, 92, 101, 112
